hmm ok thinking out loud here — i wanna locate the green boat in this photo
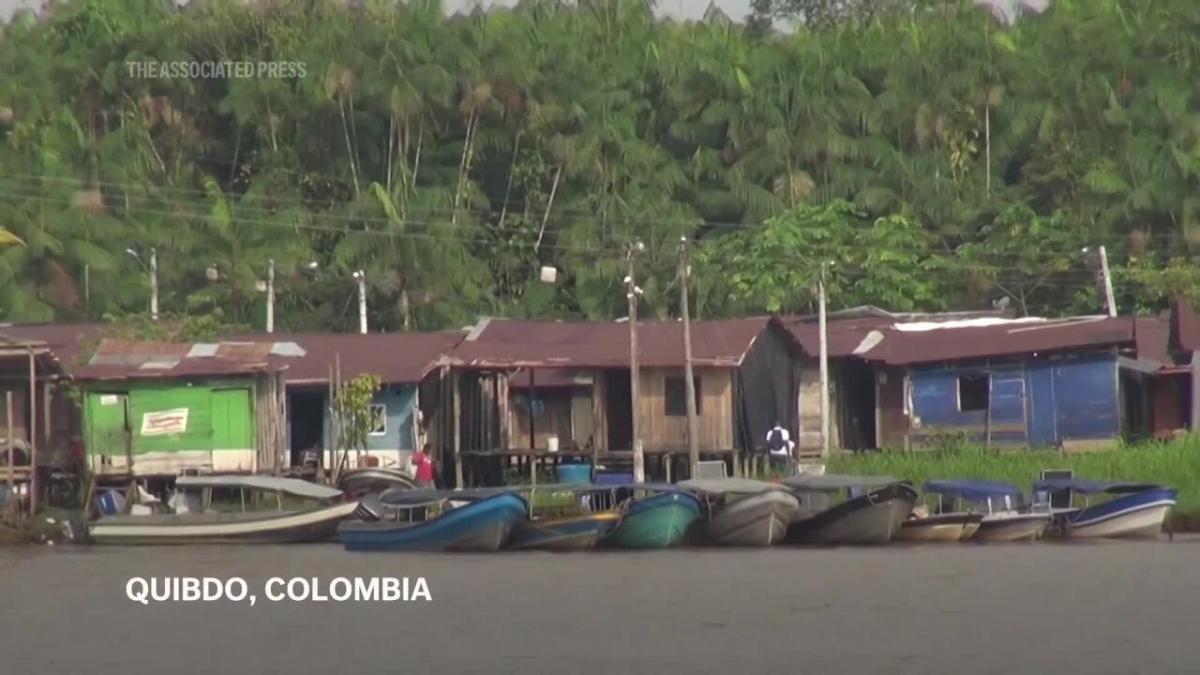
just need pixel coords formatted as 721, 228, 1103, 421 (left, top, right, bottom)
604, 488, 702, 549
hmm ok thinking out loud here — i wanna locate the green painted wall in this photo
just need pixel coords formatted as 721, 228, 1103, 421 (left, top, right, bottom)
85, 380, 256, 457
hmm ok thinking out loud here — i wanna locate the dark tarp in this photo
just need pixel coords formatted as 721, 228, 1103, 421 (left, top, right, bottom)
734, 324, 801, 453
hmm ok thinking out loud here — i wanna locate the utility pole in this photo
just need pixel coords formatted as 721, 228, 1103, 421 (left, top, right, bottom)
1099, 245, 1117, 318
818, 262, 831, 460
353, 270, 367, 334
149, 247, 159, 321
625, 240, 645, 483
266, 259, 276, 333
679, 236, 699, 477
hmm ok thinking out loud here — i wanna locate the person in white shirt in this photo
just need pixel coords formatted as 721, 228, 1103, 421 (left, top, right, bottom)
765, 423, 795, 474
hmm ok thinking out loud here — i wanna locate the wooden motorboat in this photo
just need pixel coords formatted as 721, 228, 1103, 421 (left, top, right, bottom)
897, 509, 983, 542
603, 486, 702, 549
336, 467, 417, 499
923, 480, 1049, 542
88, 476, 357, 545
680, 478, 801, 547
1034, 479, 1177, 540
501, 483, 623, 551
339, 488, 527, 552
782, 474, 917, 545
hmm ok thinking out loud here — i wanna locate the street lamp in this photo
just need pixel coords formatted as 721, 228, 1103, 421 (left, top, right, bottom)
352, 270, 367, 334
126, 247, 158, 321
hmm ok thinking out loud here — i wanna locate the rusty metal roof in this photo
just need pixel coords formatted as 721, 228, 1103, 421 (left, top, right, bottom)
447, 316, 791, 370
238, 331, 467, 385
0, 322, 103, 366
857, 316, 1135, 365
73, 339, 301, 381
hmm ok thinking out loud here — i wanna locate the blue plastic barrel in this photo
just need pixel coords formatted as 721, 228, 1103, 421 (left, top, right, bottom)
557, 464, 592, 484
96, 489, 126, 516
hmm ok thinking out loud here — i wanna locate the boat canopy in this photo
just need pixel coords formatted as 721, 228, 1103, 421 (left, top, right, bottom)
924, 480, 1021, 502
782, 473, 902, 493
678, 478, 784, 494
1032, 479, 1165, 495
175, 475, 343, 501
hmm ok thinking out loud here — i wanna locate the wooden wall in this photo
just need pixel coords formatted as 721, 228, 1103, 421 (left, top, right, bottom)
637, 367, 734, 451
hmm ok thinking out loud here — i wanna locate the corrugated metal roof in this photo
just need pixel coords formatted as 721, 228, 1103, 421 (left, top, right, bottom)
234, 331, 467, 385
446, 316, 788, 369
73, 339, 299, 380
858, 316, 1135, 365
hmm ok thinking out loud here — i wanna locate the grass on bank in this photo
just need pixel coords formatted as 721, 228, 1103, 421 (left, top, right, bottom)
828, 434, 1200, 514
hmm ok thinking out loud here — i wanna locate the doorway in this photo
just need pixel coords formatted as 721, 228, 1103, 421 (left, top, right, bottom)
289, 391, 326, 467
603, 370, 633, 451
837, 361, 877, 451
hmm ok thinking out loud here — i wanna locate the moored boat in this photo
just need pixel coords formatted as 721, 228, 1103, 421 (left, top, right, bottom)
88, 476, 357, 545
1034, 479, 1177, 540
336, 467, 418, 499
679, 478, 801, 547
339, 488, 528, 552
782, 474, 917, 545
506, 483, 623, 551
896, 510, 983, 542
923, 480, 1049, 542
603, 486, 702, 549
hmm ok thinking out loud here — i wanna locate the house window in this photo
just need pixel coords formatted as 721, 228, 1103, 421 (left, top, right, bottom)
957, 374, 990, 412
368, 404, 387, 435
665, 376, 702, 417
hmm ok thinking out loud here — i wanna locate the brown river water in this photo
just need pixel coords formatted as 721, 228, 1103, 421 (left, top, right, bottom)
1, 539, 1197, 674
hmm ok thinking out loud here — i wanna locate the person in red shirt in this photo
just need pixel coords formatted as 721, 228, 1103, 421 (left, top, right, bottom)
412, 443, 436, 488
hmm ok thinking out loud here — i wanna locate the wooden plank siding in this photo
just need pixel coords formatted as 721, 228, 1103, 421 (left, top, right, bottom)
637, 367, 734, 452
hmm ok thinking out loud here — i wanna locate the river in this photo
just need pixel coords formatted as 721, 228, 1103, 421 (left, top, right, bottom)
1, 540, 1196, 674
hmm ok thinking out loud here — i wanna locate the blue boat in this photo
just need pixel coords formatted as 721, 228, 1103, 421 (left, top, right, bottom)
1032, 479, 1177, 539
603, 486, 702, 549
338, 488, 528, 552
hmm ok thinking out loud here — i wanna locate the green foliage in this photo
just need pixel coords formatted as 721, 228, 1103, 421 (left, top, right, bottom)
696, 201, 947, 314
334, 373, 381, 453
1, 0, 1199, 327
830, 434, 1200, 514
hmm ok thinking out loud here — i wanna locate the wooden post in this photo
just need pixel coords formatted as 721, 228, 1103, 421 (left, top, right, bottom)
6, 392, 14, 518
679, 236, 699, 478
1191, 351, 1200, 432
28, 350, 37, 514
529, 369, 536, 451
818, 263, 831, 461
452, 372, 463, 489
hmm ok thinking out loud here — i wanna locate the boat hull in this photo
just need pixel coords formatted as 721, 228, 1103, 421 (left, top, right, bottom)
605, 492, 701, 549
339, 493, 528, 552
974, 512, 1050, 542
897, 513, 983, 542
703, 491, 801, 547
89, 501, 359, 545
786, 484, 917, 545
1054, 488, 1178, 539
508, 512, 621, 551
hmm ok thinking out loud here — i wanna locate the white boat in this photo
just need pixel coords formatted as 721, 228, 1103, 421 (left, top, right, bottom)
680, 478, 801, 547
89, 476, 357, 545
922, 480, 1049, 543
1034, 479, 1177, 540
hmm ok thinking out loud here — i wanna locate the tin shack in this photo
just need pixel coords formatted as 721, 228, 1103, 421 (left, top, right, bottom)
855, 316, 1142, 449
76, 339, 296, 476
444, 316, 802, 483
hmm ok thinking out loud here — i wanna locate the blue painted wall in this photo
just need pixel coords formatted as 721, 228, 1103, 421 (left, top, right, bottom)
323, 385, 417, 452
909, 352, 1119, 447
